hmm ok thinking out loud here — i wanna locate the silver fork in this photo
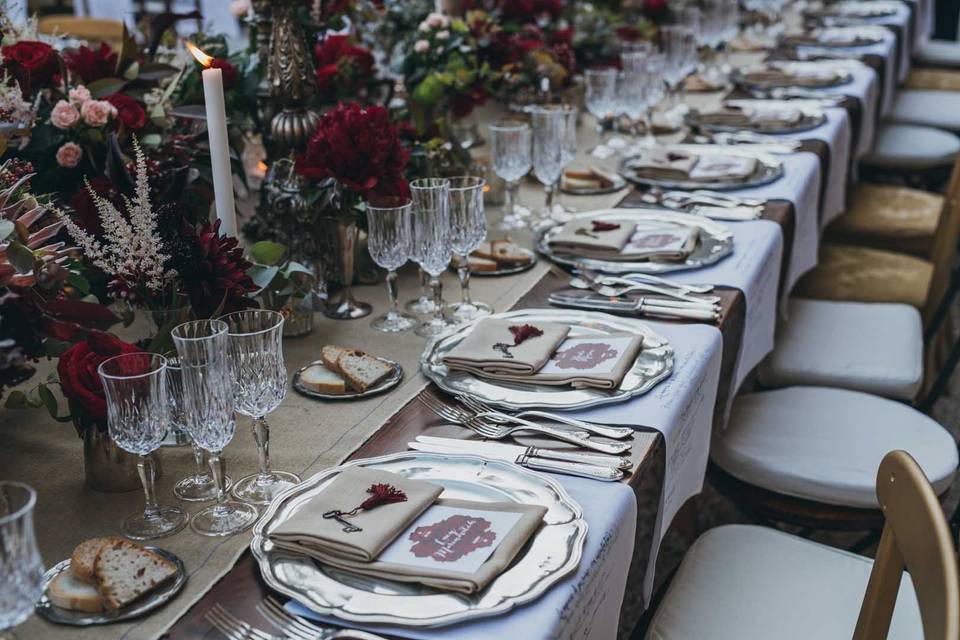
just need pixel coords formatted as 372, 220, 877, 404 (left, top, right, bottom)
256, 596, 388, 640
572, 274, 722, 306
418, 395, 631, 455
206, 604, 284, 640
454, 394, 634, 440
575, 264, 714, 294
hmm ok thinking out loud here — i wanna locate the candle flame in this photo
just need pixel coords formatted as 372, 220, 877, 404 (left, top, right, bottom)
257, 161, 268, 172
185, 40, 214, 68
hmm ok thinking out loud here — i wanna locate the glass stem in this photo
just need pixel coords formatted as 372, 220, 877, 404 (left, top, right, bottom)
545, 183, 556, 211
192, 443, 206, 475
209, 453, 228, 512
419, 269, 430, 298
430, 276, 444, 324
138, 455, 160, 520
644, 110, 656, 146
252, 417, 271, 480
385, 269, 400, 318
504, 180, 518, 218
457, 259, 473, 306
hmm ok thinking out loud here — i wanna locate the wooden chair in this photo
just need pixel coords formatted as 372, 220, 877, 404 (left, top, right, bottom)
643, 451, 959, 639
37, 15, 125, 48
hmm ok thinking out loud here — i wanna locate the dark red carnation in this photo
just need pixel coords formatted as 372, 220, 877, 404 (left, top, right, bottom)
105, 93, 146, 130
179, 219, 258, 319
449, 83, 488, 119
64, 42, 118, 84
2, 41, 58, 96
57, 331, 142, 425
313, 35, 375, 94
295, 103, 410, 199
209, 58, 238, 90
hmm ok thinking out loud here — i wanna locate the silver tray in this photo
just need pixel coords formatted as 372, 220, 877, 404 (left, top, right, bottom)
35, 547, 187, 625
421, 309, 673, 411
251, 452, 587, 627
535, 208, 734, 275
732, 65, 853, 91
619, 144, 784, 191
560, 172, 628, 195
292, 357, 403, 400
685, 109, 826, 135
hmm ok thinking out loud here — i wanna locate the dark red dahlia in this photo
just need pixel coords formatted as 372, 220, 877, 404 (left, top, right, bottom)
178, 219, 257, 319
295, 103, 410, 199
64, 42, 118, 84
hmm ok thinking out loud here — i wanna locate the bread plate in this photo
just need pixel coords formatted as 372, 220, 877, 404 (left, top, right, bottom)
454, 247, 538, 277
292, 357, 403, 400
35, 548, 186, 626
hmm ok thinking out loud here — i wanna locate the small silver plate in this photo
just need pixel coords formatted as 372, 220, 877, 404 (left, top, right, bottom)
421, 309, 673, 411
35, 548, 187, 626
453, 247, 538, 277
535, 208, 734, 275
685, 109, 827, 135
560, 173, 628, 195
251, 452, 587, 627
619, 144, 785, 191
292, 358, 403, 401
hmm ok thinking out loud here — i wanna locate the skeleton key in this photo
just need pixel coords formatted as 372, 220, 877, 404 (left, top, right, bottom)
322, 510, 363, 533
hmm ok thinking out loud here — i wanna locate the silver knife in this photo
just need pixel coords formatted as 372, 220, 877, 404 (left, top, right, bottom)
409, 441, 626, 482
416, 435, 633, 469
549, 292, 720, 321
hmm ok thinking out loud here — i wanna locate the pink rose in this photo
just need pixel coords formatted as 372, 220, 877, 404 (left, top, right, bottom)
426, 12, 448, 28
80, 99, 116, 127
68, 85, 91, 105
414, 39, 430, 53
50, 100, 80, 129
56, 142, 83, 168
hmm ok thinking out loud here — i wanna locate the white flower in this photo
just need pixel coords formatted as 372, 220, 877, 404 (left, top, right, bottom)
418, 21, 430, 32
0, 73, 33, 125
436, 30, 450, 40
426, 12, 448, 28
68, 85, 91, 106
414, 39, 430, 54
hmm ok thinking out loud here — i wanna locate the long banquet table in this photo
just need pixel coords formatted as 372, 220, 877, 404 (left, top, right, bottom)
0, 2, 929, 637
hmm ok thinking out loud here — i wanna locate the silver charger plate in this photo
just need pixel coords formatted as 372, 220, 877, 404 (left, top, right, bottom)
619, 144, 784, 191
421, 308, 674, 411
35, 548, 187, 626
250, 451, 587, 627
292, 357, 403, 400
560, 172, 628, 195
685, 109, 826, 135
535, 208, 734, 275
731, 65, 852, 91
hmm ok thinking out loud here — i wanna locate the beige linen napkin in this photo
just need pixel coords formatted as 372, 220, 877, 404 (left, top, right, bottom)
628, 150, 698, 180
443, 319, 570, 375
621, 226, 700, 261
463, 333, 644, 389
269, 467, 444, 562
743, 66, 837, 87
696, 107, 754, 128
288, 499, 547, 594
547, 219, 638, 256
688, 155, 758, 182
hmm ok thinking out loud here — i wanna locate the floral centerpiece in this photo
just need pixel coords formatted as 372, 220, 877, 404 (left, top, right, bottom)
313, 34, 381, 105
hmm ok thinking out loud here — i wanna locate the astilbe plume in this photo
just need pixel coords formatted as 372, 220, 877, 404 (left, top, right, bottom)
54, 138, 174, 305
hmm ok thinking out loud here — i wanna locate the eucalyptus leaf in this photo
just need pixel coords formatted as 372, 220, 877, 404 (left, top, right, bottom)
6, 241, 35, 274
37, 384, 60, 418
248, 263, 281, 293
249, 240, 287, 266
0, 220, 14, 241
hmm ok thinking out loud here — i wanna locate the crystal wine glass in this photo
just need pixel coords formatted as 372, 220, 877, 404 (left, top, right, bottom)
220, 309, 298, 506
98, 353, 188, 540
172, 320, 258, 536
404, 270, 437, 315
551, 104, 578, 223
0, 482, 43, 631
445, 176, 491, 323
367, 197, 417, 332
489, 122, 532, 231
661, 25, 696, 110
531, 106, 566, 223
585, 67, 619, 156
410, 177, 455, 338
167, 352, 230, 502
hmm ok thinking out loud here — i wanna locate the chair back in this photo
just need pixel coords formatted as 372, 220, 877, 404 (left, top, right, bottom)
853, 451, 959, 640
923, 158, 960, 322
37, 16, 125, 48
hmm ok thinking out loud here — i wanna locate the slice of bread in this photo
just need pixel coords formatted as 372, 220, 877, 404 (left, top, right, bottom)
489, 239, 531, 265
299, 363, 347, 394
337, 350, 393, 392
48, 571, 105, 613
71, 537, 111, 584
93, 538, 177, 610
321, 345, 351, 373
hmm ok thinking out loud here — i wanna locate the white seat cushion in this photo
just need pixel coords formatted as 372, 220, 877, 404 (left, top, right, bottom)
646, 525, 923, 640
863, 123, 960, 169
713, 387, 957, 508
757, 298, 923, 400
891, 90, 960, 132
916, 39, 960, 68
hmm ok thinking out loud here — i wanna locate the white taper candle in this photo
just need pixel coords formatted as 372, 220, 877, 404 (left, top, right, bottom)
200, 66, 238, 238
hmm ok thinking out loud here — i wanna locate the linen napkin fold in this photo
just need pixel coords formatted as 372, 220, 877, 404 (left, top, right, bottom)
460, 333, 644, 390
443, 319, 570, 375
547, 219, 638, 255
620, 226, 700, 261
296, 499, 548, 594
269, 467, 444, 562
627, 150, 698, 180
688, 154, 758, 182
743, 66, 837, 88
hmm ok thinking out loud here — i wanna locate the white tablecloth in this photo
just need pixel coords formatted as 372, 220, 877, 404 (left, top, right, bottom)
861, 2, 914, 82
806, 60, 880, 159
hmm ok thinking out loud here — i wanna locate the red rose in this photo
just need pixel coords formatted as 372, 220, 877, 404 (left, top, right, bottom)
105, 93, 146, 130
64, 42, 117, 84
209, 58, 238, 90
57, 331, 142, 425
313, 35, 375, 94
2, 41, 58, 96
295, 103, 410, 199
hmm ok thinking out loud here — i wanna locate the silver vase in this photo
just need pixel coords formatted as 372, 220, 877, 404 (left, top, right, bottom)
322, 219, 372, 320
83, 427, 162, 493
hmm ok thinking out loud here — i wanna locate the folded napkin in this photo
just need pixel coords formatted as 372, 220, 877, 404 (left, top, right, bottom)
743, 66, 837, 87
463, 333, 644, 390
695, 107, 754, 128
621, 226, 700, 261
627, 150, 698, 181
300, 499, 548, 594
547, 219, 638, 256
443, 319, 570, 376
269, 467, 444, 562
688, 154, 758, 183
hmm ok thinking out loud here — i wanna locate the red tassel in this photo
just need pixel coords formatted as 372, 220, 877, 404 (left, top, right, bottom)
508, 324, 544, 345
591, 220, 621, 232
358, 483, 408, 511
